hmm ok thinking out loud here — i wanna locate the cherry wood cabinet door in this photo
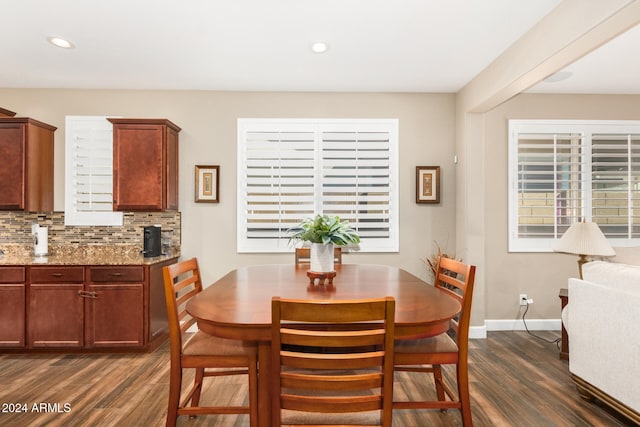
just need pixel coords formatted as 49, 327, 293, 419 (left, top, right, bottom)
0, 267, 26, 348
110, 118, 180, 211
86, 266, 146, 348
0, 123, 25, 209
0, 118, 55, 211
86, 283, 145, 348
28, 267, 85, 348
28, 283, 84, 348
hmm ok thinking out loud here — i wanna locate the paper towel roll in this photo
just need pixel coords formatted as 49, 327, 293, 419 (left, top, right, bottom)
34, 226, 48, 256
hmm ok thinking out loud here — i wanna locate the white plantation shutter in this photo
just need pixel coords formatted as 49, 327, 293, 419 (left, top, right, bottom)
591, 133, 640, 238
238, 119, 398, 253
509, 120, 640, 252
514, 131, 584, 240
322, 130, 393, 247
64, 116, 123, 226
243, 129, 316, 246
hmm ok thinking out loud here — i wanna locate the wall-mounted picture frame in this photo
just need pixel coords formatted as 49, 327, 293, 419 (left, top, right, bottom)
416, 166, 440, 204
195, 165, 219, 203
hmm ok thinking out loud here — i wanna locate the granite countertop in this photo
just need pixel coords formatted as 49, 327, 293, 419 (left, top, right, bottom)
0, 244, 180, 266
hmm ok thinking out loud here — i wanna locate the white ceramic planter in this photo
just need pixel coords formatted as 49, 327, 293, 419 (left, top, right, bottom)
310, 242, 335, 273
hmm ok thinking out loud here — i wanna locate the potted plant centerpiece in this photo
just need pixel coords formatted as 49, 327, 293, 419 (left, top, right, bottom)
289, 214, 360, 273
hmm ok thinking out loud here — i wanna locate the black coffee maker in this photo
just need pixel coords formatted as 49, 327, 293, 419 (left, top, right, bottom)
143, 225, 162, 257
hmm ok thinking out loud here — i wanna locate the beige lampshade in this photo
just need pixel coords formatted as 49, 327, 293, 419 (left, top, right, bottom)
553, 221, 616, 257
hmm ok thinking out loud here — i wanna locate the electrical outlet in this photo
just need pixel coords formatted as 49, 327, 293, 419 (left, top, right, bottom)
519, 294, 528, 306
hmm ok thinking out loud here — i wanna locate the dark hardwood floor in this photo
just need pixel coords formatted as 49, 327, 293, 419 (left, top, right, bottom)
0, 331, 634, 426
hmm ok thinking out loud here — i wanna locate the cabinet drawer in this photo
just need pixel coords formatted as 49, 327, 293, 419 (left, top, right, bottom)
89, 266, 144, 283
30, 267, 85, 283
0, 267, 26, 283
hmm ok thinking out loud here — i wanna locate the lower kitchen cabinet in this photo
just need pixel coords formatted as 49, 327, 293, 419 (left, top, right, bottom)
0, 267, 26, 348
0, 257, 177, 352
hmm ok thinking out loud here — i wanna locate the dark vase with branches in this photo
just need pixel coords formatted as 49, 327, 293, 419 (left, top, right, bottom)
424, 240, 460, 281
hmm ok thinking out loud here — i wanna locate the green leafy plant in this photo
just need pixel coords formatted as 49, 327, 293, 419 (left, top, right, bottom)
289, 214, 361, 246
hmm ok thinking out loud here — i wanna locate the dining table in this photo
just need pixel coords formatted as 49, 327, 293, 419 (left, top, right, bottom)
186, 263, 461, 427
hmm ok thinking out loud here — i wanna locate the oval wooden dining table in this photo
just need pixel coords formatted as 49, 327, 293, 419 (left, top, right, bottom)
187, 263, 461, 427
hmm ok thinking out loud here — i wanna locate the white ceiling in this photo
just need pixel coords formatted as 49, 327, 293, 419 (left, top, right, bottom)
528, 21, 640, 94
1, 0, 637, 94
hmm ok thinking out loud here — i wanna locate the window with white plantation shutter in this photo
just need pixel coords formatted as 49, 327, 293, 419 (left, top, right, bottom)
64, 116, 123, 226
509, 120, 640, 252
592, 133, 640, 238
237, 119, 398, 253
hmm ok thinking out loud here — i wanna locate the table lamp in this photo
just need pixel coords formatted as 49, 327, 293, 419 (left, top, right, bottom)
553, 220, 615, 279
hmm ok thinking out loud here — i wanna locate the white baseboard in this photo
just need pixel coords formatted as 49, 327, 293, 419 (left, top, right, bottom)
469, 318, 561, 339
469, 325, 487, 339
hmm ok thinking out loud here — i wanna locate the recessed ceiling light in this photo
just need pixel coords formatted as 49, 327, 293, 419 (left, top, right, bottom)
47, 36, 75, 49
311, 42, 329, 54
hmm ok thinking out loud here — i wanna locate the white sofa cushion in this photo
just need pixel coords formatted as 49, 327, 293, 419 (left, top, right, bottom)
582, 260, 640, 292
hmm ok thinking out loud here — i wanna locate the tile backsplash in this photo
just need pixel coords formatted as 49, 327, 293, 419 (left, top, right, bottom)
0, 211, 181, 249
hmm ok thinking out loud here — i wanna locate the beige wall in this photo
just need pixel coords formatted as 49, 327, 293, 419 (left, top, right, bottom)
482, 93, 640, 321
0, 89, 456, 285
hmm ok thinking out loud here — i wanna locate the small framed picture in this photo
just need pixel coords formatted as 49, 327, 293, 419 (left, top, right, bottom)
195, 165, 219, 203
416, 166, 440, 204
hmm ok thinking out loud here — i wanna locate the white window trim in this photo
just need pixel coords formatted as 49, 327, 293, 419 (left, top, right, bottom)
64, 116, 123, 226
237, 118, 399, 253
508, 119, 640, 252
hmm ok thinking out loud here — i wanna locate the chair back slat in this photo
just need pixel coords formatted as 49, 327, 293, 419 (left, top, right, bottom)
281, 394, 382, 413
179, 316, 197, 335
281, 351, 386, 370
175, 287, 199, 317
281, 371, 383, 391
279, 298, 387, 323
281, 327, 386, 348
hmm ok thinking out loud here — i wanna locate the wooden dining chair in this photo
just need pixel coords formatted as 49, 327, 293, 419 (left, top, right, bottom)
393, 256, 476, 426
163, 258, 258, 427
294, 246, 343, 265
271, 296, 396, 427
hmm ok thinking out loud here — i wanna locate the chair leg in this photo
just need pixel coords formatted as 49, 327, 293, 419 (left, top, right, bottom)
248, 353, 258, 427
456, 362, 473, 427
432, 364, 446, 402
166, 362, 182, 427
191, 368, 205, 407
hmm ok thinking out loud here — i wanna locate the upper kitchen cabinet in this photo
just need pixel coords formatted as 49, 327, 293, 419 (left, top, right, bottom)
108, 118, 181, 211
0, 117, 56, 212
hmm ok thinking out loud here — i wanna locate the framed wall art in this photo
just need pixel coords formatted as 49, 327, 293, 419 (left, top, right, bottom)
195, 165, 219, 203
416, 166, 440, 204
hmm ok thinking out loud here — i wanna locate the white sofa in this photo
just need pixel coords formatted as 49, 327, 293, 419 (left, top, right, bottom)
565, 260, 640, 424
